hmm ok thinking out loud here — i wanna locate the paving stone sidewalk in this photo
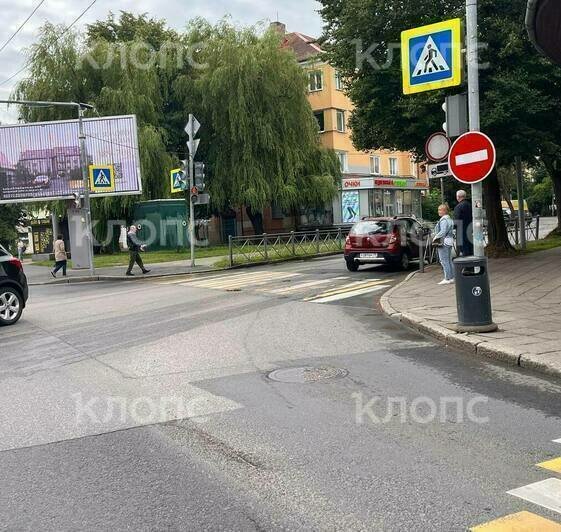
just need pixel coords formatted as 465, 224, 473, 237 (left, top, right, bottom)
380, 246, 561, 378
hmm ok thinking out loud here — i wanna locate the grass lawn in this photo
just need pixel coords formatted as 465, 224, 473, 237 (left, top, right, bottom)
524, 234, 561, 254
33, 246, 230, 269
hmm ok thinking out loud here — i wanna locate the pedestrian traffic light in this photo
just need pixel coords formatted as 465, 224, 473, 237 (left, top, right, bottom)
194, 162, 205, 192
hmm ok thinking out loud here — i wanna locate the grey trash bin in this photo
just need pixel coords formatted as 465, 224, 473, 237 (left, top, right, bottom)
453, 256, 498, 333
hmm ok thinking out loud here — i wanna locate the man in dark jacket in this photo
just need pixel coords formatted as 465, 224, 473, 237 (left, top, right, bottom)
126, 225, 150, 276
453, 190, 474, 256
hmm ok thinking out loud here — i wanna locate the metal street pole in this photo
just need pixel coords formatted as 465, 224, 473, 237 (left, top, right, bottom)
188, 115, 196, 268
0, 99, 95, 274
516, 156, 527, 249
78, 106, 95, 276
466, 0, 485, 257
440, 177, 445, 204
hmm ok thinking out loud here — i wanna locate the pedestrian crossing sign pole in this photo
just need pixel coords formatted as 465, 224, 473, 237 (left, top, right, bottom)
89, 165, 115, 193
401, 19, 463, 95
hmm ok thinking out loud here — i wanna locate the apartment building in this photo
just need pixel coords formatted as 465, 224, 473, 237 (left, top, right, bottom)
280, 23, 429, 224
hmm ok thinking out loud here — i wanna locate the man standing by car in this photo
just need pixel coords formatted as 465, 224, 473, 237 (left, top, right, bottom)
454, 190, 474, 257
126, 225, 150, 276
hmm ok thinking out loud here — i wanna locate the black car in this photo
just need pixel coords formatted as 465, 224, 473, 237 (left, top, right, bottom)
0, 244, 29, 326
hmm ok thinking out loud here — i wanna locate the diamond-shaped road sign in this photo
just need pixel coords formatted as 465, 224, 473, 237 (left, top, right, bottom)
187, 138, 200, 157
185, 115, 201, 138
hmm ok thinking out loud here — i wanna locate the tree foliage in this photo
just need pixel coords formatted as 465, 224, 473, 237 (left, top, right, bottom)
0, 205, 27, 252
319, 0, 561, 252
13, 13, 340, 239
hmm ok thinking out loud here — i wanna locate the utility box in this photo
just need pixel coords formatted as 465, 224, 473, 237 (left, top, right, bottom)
133, 200, 188, 251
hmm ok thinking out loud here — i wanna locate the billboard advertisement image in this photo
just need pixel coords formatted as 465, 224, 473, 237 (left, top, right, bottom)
0, 115, 142, 204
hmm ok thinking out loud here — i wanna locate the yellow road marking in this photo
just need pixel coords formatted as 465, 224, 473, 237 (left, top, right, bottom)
538, 457, 561, 474
470, 511, 561, 531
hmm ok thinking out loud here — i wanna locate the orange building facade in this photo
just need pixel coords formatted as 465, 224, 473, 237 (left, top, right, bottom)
281, 26, 429, 224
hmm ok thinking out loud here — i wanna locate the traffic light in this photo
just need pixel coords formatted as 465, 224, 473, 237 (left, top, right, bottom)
194, 162, 205, 192
442, 94, 468, 138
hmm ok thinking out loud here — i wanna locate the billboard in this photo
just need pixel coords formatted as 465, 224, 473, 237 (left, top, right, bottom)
0, 115, 142, 204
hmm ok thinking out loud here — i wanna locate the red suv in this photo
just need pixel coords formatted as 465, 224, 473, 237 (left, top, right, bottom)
344, 217, 424, 272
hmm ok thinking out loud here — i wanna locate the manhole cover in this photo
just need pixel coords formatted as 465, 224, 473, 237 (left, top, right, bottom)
267, 366, 348, 383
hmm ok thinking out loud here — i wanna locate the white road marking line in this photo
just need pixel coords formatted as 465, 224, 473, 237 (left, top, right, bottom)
554, 438, 561, 444
303, 280, 383, 301
311, 284, 390, 303
266, 277, 348, 294
190, 273, 300, 289
507, 478, 561, 515
455, 149, 489, 166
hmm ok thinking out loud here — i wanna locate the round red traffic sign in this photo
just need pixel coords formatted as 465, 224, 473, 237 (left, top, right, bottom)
425, 132, 451, 162
449, 132, 496, 184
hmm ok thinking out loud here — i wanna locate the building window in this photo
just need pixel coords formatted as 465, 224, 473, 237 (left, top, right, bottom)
336, 151, 348, 172
370, 155, 381, 175
314, 111, 325, 132
335, 70, 344, 90
271, 203, 284, 220
308, 70, 323, 92
336, 110, 346, 132
389, 157, 398, 176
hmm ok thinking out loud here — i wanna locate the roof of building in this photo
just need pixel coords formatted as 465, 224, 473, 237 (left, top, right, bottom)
282, 31, 323, 62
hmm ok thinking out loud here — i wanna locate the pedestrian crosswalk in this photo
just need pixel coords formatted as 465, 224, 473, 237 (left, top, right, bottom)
155, 270, 393, 304
470, 438, 561, 530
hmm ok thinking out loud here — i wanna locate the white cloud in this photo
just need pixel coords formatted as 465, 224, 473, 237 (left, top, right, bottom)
0, 0, 323, 124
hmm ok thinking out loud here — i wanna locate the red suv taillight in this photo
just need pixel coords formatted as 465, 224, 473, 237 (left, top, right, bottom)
9, 258, 23, 271
388, 231, 399, 245
345, 236, 351, 245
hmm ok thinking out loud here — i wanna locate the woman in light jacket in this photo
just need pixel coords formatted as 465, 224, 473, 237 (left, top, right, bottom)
51, 234, 67, 278
433, 204, 455, 285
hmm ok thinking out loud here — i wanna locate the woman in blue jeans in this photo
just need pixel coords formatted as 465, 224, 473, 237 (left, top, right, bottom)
433, 204, 455, 285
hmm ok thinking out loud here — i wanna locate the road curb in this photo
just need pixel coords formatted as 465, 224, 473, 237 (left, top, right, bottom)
379, 269, 561, 380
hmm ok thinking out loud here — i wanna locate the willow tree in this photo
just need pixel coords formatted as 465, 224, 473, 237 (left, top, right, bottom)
174, 21, 340, 234
14, 15, 179, 246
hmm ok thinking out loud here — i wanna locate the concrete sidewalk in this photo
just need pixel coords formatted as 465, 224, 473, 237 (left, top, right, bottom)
381, 246, 561, 379
23, 255, 223, 285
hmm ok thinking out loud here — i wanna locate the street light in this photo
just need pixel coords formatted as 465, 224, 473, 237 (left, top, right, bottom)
0, 99, 96, 276
526, 0, 561, 67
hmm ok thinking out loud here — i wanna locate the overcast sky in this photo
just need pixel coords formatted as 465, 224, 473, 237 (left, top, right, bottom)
0, 0, 324, 123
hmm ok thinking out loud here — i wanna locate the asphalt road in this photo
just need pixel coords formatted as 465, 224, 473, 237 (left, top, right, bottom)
1, 256, 561, 531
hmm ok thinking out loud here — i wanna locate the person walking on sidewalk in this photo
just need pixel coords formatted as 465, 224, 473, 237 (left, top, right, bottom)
453, 190, 474, 257
433, 205, 455, 285
17, 240, 25, 261
126, 225, 150, 276
51, 235, 67, 278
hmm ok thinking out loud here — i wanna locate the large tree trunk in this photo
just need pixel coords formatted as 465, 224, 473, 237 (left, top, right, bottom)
483, 168, 515, 256
245, 206, 264, 235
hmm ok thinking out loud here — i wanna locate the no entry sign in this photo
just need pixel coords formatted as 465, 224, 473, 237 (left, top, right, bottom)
448, 131, 496, 184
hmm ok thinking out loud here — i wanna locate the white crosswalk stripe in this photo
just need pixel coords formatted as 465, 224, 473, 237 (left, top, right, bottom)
264, 277, 349, 295
507, 478, 561, 515
156, 271, 395, 304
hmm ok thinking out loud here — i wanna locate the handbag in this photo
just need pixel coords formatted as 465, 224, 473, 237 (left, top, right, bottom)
432, 237, 444, 248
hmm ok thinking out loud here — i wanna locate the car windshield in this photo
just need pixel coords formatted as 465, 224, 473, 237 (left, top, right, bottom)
350, 221, 390, 236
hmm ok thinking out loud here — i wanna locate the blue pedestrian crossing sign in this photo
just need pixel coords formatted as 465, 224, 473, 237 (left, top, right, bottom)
401, 19, 462, 95
89, 165, 115, 193
170, 168, 187, 193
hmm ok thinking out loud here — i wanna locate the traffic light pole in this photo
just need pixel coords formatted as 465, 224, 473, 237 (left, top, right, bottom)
466, 0, 485, 257
188, 119, 196, 268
